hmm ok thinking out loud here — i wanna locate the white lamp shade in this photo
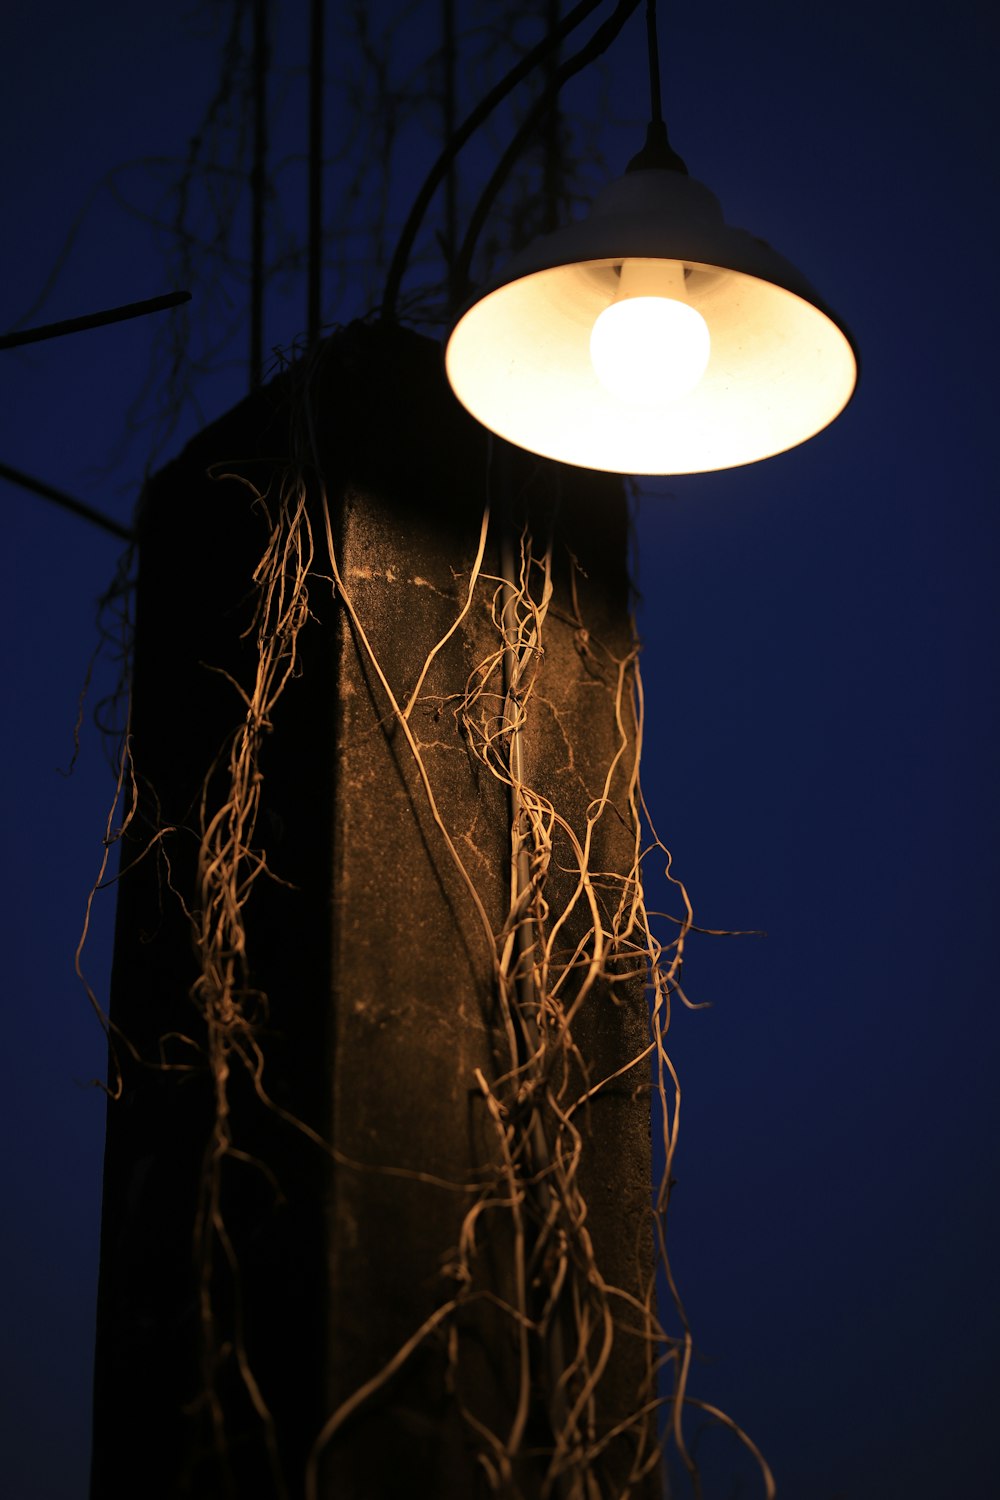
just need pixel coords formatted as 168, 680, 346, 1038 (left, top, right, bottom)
445, 170, 858, 475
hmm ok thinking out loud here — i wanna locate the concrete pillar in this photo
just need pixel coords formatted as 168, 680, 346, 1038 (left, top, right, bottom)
91, 323, 660, 1499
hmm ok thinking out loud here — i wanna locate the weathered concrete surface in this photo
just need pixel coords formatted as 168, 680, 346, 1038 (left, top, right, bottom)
91, 323, 660, 1499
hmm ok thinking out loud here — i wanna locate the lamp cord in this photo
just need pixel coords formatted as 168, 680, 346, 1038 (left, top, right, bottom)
627, 0, 687, 173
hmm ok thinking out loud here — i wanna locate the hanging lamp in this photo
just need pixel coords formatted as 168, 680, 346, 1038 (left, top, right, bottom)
445, 3, 857, 476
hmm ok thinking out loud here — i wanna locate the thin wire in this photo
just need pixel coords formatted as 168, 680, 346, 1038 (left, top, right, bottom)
0, 291, 190, 351
646, 0, 662, 123
0, 460, 133, 542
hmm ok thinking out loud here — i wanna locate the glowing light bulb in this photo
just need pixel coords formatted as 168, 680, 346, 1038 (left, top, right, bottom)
590, 259, 710, 406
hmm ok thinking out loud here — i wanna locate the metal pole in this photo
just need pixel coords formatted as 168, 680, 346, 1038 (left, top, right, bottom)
250, 0, 268, 387
544, 0, 561, 233
442, 0, 458, 304
308, 0, 324, 344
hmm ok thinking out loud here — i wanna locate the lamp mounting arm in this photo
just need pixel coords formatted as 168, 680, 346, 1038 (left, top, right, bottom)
381, 0, 606, 323
453, 0, 643, 302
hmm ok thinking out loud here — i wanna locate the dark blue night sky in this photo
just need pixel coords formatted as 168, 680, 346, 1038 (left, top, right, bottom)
2, 2, 997, 1497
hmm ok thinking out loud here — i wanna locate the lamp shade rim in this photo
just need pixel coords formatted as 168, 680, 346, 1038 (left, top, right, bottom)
444, 167, 859, 476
